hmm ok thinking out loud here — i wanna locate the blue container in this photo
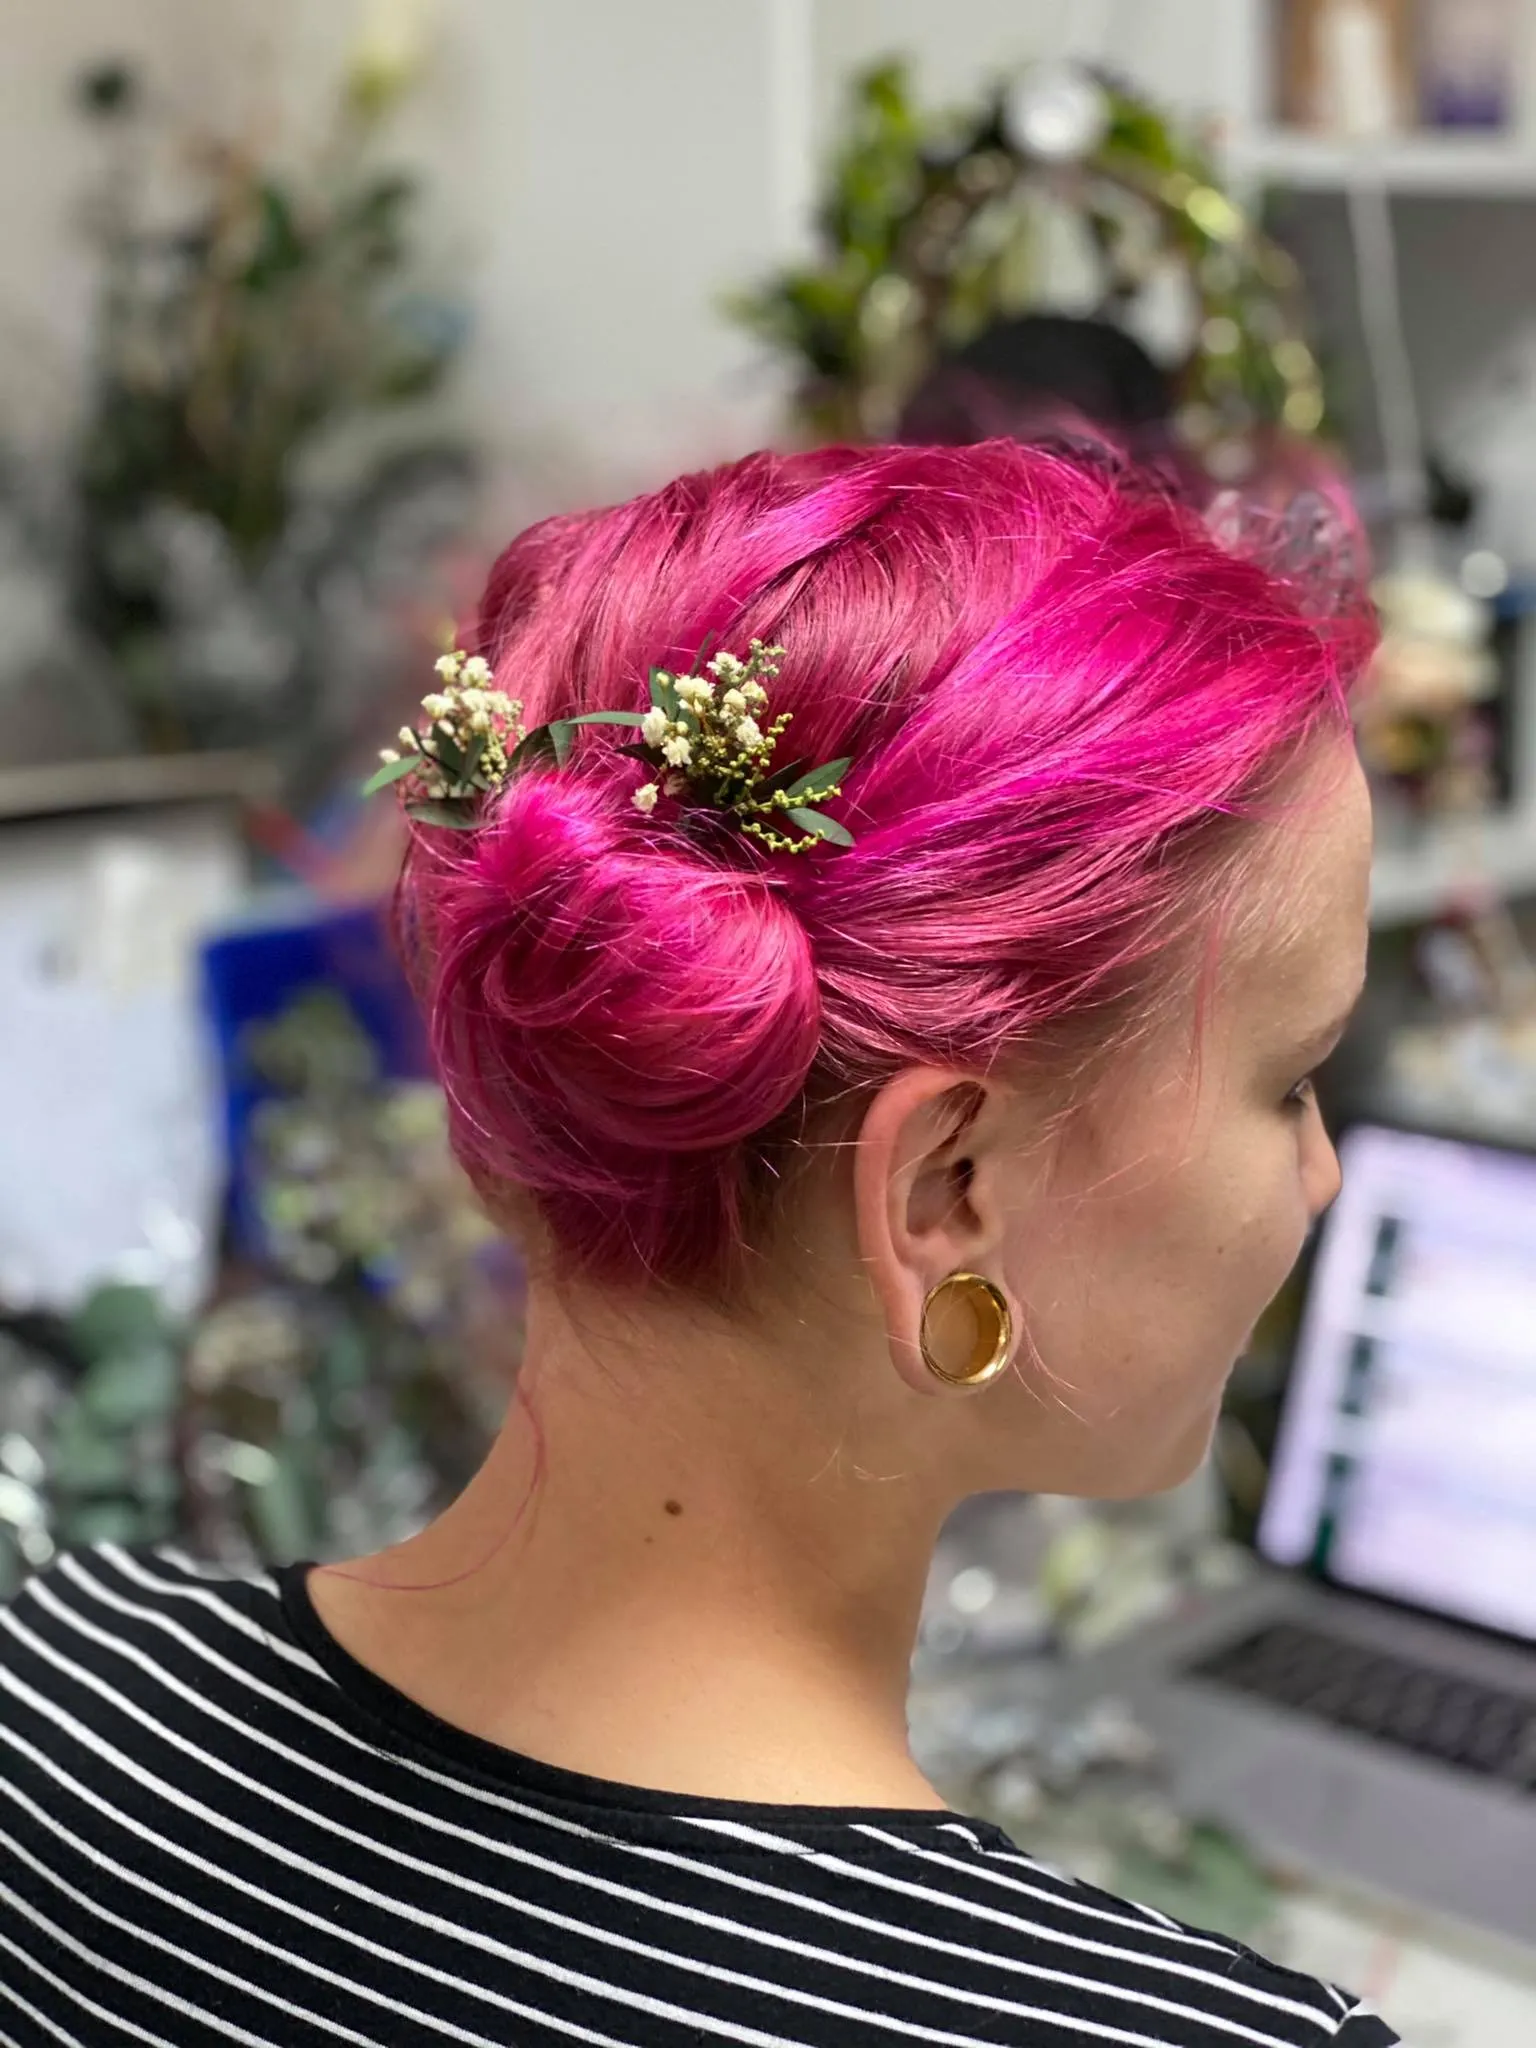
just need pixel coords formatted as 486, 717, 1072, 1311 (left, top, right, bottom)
200, 896, 429, 1254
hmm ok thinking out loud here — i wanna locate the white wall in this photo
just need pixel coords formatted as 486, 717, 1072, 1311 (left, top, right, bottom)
0, 0, 1248, 526
422, 0, 805, 523
0, 0, 804, 513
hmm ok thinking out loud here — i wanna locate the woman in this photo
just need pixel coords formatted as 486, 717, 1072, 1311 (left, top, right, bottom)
0, 443, 1397, 2045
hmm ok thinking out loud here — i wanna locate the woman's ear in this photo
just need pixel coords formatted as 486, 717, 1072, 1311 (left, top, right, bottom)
853, 1068, 1018, 1395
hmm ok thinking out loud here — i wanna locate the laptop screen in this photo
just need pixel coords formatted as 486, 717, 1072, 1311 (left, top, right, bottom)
1258, 1122, 1536, 1642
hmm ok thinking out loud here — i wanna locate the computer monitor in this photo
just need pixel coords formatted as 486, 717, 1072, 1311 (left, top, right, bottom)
1259, 1121, 1536, 1643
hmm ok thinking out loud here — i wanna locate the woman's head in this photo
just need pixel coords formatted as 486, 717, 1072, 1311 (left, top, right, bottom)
402, 441, 1373, 1498
895, 314, 1178, 467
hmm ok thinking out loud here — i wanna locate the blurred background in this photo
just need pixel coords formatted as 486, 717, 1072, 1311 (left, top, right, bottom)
6, 1, 1536, 2034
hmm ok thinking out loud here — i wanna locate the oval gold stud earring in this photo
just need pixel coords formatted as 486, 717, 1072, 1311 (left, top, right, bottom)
919, 1271, 1014, 1389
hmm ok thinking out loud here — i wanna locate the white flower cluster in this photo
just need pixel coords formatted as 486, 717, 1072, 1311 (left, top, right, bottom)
630, 646, 776, 816
377, 648, 523, 803
368, 634, 853, 855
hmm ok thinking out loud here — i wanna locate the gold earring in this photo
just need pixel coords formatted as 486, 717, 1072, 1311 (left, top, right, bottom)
919, 1272, 1014, 1389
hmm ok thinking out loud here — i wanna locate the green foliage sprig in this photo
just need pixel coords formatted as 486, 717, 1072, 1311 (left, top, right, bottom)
365, 639, 855, 853
628, 642, 853, 853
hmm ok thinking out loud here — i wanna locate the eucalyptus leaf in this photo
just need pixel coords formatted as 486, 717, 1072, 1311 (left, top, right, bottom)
136, 1463, 182, 1510
786, 807, 854, 847
321, 1320, 370, 1393
648, 667, 680, 719
513, 718, 580, 768
568, 711, 647, 729
76, 1347, 180, 1427
46, 1428, 135, 1494
246, 1448, 319, 1563
244, 182, 307, 292
71, 1284, 169, 1364
459, 732, 485, 784
760, 757, 807, 794
404, 801, 479, 830
508, 724, 559, 773
60, 1501, 154, 1548
429, 731, 466, 776
782, 756, 852, 803
360, 752, 421, 796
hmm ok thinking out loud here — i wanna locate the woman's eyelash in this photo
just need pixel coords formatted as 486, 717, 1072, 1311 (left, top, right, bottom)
1284, 1074, 1317, 1112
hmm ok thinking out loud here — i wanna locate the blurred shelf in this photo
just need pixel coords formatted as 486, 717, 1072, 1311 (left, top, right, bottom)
1226, 130, 1536, 197
0, 751, 275, 825
1371, 810, 1536, 928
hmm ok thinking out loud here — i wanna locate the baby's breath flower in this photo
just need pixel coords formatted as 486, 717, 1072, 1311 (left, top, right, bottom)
372, 636, 846, 856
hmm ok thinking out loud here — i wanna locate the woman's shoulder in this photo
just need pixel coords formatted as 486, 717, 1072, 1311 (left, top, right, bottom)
5, 1539, 285, 1615
0, 1552, 1402, 2046
830, 1818, 1401, 2046
1, 1540, 304, 1706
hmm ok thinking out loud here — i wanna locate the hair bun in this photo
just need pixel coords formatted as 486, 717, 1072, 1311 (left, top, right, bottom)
414, 773, 821, 1219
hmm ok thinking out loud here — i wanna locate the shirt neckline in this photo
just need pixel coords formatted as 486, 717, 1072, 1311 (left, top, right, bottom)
277, 1559, 998, 1840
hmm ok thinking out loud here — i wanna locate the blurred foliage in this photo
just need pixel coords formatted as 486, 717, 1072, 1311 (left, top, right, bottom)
74, 62, 457, 572
0, 990, 509, 1596
729, 58, 1329, 462
0, 1290, 184, 1594
0, 51, 474, 797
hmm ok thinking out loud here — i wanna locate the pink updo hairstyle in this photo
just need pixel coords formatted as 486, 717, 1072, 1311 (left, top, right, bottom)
400, 441, 1374, 1298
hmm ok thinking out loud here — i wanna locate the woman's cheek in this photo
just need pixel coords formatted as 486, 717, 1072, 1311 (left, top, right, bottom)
1253, 1159, 1314, 1305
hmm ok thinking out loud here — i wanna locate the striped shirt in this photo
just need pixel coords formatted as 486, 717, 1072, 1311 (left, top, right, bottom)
0, 1545, 1399, 2047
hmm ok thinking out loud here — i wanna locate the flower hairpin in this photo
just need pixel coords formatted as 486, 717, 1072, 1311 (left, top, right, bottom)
627, 641, 852, 852
364, 637, 854, 853
362, 650, 525, 828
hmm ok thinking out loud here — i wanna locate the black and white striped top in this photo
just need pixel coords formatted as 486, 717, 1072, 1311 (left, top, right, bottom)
0, 1545, 1399, 2047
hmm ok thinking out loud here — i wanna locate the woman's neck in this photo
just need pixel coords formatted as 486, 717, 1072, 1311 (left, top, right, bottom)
310, 1286, 953, 1809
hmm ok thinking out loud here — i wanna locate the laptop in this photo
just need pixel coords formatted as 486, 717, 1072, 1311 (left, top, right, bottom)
1054, 1120, 1536, 1951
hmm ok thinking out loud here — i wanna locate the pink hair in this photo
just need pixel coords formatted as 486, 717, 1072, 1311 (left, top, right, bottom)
400, 442, 1374, 1293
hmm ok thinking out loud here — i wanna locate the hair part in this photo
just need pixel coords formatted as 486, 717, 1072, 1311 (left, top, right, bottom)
399, 442, 1374, 1296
